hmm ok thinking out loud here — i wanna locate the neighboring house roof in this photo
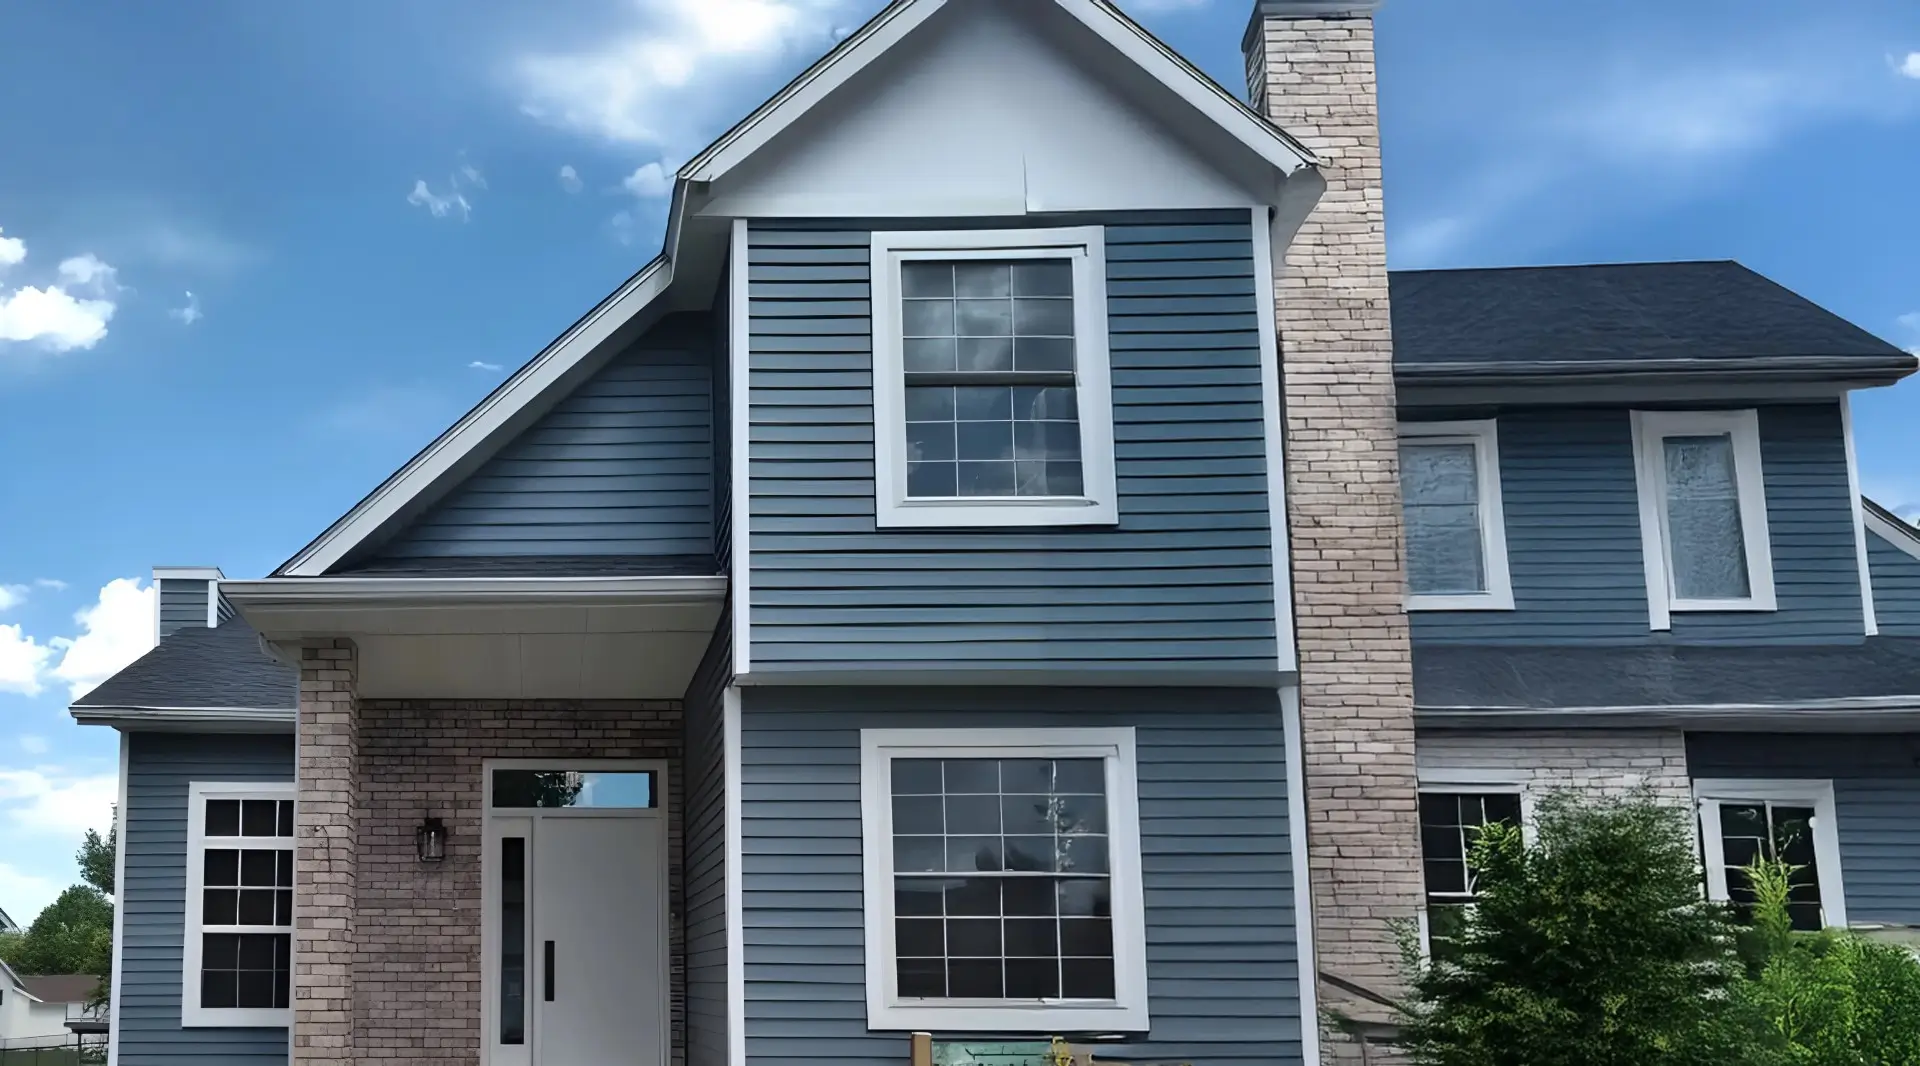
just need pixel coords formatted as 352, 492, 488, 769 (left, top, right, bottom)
70, 620, 295, 716
0, 905, 17, 933
1415, 637, 1920, 721
17, 975, 100, 1005
1390, 261, 1916, 384
272, 0, 1319, 578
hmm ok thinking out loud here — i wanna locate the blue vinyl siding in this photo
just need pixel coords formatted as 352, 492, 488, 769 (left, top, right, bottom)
1687, 733, 1920, 926
156, 579, 210, 638
121, 732, 294, 1066
745, 213, 1279, 676
1869, 530, 1920, 634
738, 687, 1303, 1066
375, 312, 715, 559
683, 615, 732, 1066
1410, 403, 1864, 645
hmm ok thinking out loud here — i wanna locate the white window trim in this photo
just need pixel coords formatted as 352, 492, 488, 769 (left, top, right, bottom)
858, 727, 1148, 1033
1630, 409, 1777, 629
1693, 778, 1847, 928
1399, 420, 1515, 611
868, 227, 1118, 529
182, 781, 296, 1028
1414, 774, 1536, 957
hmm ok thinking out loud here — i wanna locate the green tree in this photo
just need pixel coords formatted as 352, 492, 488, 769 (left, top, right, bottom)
78, 813, 115, 896
1397, 791, 1749, 1066
4, 885, 112, 977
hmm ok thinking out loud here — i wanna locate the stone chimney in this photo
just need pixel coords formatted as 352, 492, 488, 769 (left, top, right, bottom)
1243, 0, 1423, 1057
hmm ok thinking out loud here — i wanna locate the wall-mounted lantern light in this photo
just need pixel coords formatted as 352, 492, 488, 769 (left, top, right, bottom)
417, 817, 448, 863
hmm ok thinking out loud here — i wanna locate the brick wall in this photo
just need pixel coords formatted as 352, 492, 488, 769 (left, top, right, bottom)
1418, 729, 1694, 807
296, 640, 360, 1065
351, 699, 685, 1066
1243, 0, 1425, 1046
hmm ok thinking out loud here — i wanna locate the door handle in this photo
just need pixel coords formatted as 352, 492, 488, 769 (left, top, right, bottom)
544, 940, 556, 1002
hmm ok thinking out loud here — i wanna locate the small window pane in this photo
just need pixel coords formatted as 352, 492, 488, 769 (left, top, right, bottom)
899, 957, 945, 998
904, 300, 956, 337
240, 850, 277, 887
947, 837, 1003, 873
277, 800, 295, 837
501, 837, 526, 1044
897, 881, 946, 917
954, 387, 1011, 422
902, 263, 954, 298
1062, 958, 1115, 1000
1015, 337, 1074, 372
1403, 442, 1486, 595
238, 890, 277, 926
1663, 435, 1750, 599
1013, 298, 1073, 336
892, 759, 943, 795
897, 918, 944, 957
906, 462, 958, 498
893, 796, 944, 835
943, 760, 999, 794
241, 800, 279, 837
944, 795, 1000, 836
904, 338, 957, 373
1013, 261, 1073, 297
907, 422, 957, 463
1005, 957, 1060, 999
905, 387, 956, 422
958, 461, 1016, 497
955, 263, 1010, 298
948, 959, 1003, 998
958, 338, 1014, 373
206, 800, 241, 837
204, 889, 239, 926
205, 849, 239, 886
957, 300, 1012, 338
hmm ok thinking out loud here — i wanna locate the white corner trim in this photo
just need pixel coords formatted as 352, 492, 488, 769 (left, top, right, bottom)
1277, 688, 1320, 1066
730, 219, 753, 675
1251, 208, 1296, 675
1629, 409, 1777, 629
277, 257, 673, 576
857, 727, 1149, 1033
1693, 778, 1848, 929
868, 226, 1117, 529
207, 579, 221, 629
1399, 420, 1515, 612
106, 732, 128, 1066
182, 780, 298, 1029
1841, 395, 1877, 636
723, 687, 747, 1066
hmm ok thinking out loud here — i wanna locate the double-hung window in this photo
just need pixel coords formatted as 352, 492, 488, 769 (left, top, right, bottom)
859, 728, 1148, 1032
1695, 779, 1846, 931
1631, 410, 1776, 627
184, 782, 295, 1027
1417, 786, 1524, 960
869, 228, 1117, 528
1399, 420, 1513, 610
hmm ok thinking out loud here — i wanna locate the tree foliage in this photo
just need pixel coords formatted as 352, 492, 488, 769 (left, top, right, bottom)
1, 885, 113, 978
78, 816, 115, 896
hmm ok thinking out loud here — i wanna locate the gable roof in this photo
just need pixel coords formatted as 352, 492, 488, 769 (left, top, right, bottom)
0, 905, 16, 933
276, 0, 1316, 577
1390, 261, 1916, 384
70, 620, 295, 720
18, 974, 101, 1005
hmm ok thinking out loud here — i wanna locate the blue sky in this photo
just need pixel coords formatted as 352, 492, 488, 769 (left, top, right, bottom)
0, 0, 1917, 922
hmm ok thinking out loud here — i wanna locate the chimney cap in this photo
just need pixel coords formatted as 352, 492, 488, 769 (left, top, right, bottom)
1252, 0, 1382, 19
152, 566, 225, 581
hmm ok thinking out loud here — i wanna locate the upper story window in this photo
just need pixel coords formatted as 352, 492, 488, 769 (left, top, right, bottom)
1630, 410, 1776, 628
870, 228, 1117, 528
183, 782, 295, 1028
1399, 420, 1514, 610
1694, 779, 1845, 931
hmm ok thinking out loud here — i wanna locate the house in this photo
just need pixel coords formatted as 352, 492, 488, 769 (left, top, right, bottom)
65, 2, 1920, 1066
0, 962, 103, 1050
0, 906, 18, 934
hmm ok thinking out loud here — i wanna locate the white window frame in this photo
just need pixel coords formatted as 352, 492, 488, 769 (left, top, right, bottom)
868, 227, 1118, 529
1413, 770, 1535, 956
858, 727, 1148, 1033
1399, 420, 1514, 611
1630, 409, 1777, 629
1694, 778, 1847, 928
182, 781, 296, 1028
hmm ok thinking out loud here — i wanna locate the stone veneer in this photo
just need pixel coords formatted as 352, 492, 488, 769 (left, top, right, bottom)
1244, 0, 1424, 1055
1418, 730, 1695, 807
296, 640, 360, 1065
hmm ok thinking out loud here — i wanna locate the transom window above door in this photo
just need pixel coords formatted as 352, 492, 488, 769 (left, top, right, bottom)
870, 228, 1118, 528
1399, 420, 1513, 610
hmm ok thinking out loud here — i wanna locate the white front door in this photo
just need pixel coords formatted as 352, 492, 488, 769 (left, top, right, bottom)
534, 815, 665, 1066
485, 764, 668, 1066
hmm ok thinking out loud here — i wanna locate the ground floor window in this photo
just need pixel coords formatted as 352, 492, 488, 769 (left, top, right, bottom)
1418, 789, 1523, 960
183, 782, 295, 1027
859, 728, 1148, 1032
1695, 779, 1847, 931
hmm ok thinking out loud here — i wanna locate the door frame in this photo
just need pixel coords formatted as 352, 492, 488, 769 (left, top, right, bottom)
479, 758, 672, 1066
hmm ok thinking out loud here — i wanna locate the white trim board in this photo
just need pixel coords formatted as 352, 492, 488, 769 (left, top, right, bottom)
1398, 419, 1515, 612
1841, 396, 1877, 635
1277, 688, 1319, 1066
722, 688, 747, 1066
105, 732, 128, 1066
1252, 209, 1297, 676
728, 220, 753, 675
1693, 778, 1848, 929
1629, 409, 1777, 629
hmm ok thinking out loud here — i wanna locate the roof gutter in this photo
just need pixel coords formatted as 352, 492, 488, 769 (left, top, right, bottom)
223, 574, 729, 610
70, 706, 295, 731
1419, 693, 1920, 731
1396, 354, 1919, 388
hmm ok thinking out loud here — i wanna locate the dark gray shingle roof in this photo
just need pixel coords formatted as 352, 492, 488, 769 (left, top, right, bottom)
1415, 638, 1920, 711
1390, 261, 1911, 371
73, 621, 294, 711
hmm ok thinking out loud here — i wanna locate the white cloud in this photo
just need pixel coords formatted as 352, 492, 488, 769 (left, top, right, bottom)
610, 209, 640, 246
0, 228, 23, 269
47, 577, 155, 700
34, 578, 66, 591
0, 862, 60, 927
558, 164, 583, 193
0, 585, 26, 612
169, 290, 203, 325
0, 625, 52, 696
514, 0, 848, 150
459, 163, 487, 189
0, 283, 116, 352
56, 254, 116, 290
469, 360, 504, 372
622, 162, 674, 198
17, 736, 47, 756
1901, 53, 1920, 79
407, 179, 473, 221
0, 769, 117, 837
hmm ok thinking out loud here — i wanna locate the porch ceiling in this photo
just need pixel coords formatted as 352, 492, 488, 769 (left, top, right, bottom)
221, 575, 726, 700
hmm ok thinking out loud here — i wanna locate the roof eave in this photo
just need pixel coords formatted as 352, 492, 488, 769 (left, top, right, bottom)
1395, 354, 1919, 389
70, 706, 296, 731
224, 574, 729, 610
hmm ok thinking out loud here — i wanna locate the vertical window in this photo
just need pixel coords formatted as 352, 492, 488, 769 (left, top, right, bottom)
1418, 791, 1522, 959
500, 837, 527, 1045
1631, 410, 1776, 627
1399, 421, 1514, 610
860, 729, 1148, 1032
1695, 780, 1846, 931
870, 228, 1117, 528
184, 783, 295, 1027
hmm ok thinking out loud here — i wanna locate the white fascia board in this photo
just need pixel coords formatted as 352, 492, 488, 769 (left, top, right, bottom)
70, 706, 296, 731
277, 257, 674, 576
223, 574, 728, 609
152, 566, 225, 581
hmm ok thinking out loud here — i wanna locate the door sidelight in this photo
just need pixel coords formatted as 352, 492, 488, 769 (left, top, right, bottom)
544, 940, 556, 1002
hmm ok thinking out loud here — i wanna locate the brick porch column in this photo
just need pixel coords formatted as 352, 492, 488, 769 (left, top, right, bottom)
295, 639, 359, 1063
1244, 0, 1424, 1056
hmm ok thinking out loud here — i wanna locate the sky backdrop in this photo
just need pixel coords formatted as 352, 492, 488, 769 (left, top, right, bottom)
1, 0, 1918, 923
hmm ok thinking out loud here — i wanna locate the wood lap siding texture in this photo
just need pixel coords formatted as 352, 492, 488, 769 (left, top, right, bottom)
1868, 531, 1920, 634
683, 616, 732, 1066
375, 313, 716, 560
744, 214, 1280, 674
121, 732, 295, 1066
738, 688, 1304, 1066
